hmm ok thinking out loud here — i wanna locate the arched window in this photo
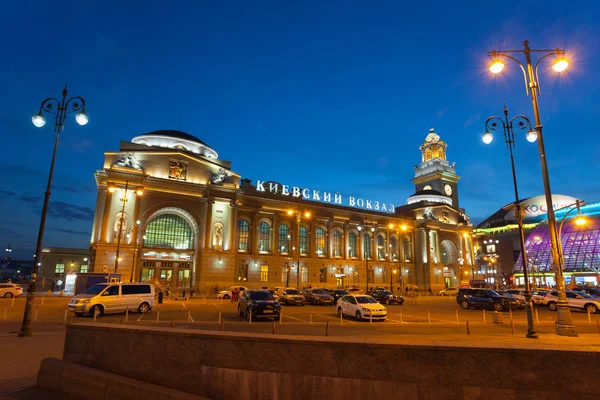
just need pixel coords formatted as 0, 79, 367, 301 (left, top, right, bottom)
299, 226, 309, 255
237, 219, 249, 251
364, 233, 372, 259
403, 237, 412, 261
390, 236, 399, 260
144, 213, 194, 250
332, 230, 342, 257
425, 149, 432, 160
377, 235, 386, 260
278, 224, 290, 253
258, 221, 271, 252
348, 231, 357, 258
316, 228, 325, 256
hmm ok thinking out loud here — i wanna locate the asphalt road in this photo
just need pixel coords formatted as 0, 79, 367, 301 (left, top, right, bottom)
2, 295, 600, 337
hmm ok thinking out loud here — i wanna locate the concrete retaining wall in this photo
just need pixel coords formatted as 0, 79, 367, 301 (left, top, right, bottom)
63, 323, 600, 400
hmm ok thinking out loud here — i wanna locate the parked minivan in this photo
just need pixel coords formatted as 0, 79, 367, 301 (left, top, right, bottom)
68, 283, 155, 317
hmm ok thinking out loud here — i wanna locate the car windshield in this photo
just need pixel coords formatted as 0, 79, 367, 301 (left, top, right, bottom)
286, 290, 299, 295
249, 291, 273, 301
85, 284, 108, 295
313, 289, 327, 294
487, 290, 501, 297
356, 296, 378, 304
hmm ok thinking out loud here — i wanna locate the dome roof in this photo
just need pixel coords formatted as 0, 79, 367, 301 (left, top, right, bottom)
132, 129, 218, 159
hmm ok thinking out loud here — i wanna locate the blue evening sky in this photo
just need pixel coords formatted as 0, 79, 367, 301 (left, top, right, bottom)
1, 1, 599, 259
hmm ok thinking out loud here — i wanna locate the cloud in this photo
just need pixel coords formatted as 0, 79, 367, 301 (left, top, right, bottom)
0, 227, 23, 238
463, 113, 481, 127
0, 189, 16, 200
49, 228, 91, 236
19, 195, 42, 204
436, 105, 450, 118
47, 201, 95, 221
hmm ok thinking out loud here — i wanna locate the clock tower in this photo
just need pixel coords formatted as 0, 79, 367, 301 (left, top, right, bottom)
411, 128, 461, 209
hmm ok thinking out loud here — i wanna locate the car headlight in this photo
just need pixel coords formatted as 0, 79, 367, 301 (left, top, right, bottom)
80, 299, 90, 304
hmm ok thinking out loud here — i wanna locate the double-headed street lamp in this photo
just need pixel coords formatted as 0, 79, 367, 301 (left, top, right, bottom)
19, 84, 88, 337
287, 208, 310, 290
487, 40, 575, 336
482, 104, 538, 338
108, 182, 144, 274
358, 220, 376, 292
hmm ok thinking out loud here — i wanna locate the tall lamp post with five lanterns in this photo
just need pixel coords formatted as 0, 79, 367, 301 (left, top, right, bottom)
19, 84, 88, 337
487, 40, 575, 336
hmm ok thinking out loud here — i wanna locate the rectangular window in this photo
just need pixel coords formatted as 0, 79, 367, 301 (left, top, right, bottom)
55, 263, 65, 274
368, 268, 375, 283
238, 263, 248, 282
278, 224, 290, 253
121, 285, 152, 295
299, 226, 309, 255
260, 265, 269, 282
381, 267, 388, 283
80, 264, 88, 273
301, 266, 308, 283
237, 219, 249, 251
178, 269, 190, 284
315, 228, 325, 256
281, 265, 288, 284
333, 230, 342, 257
141, 268, 155, 282
319, 267, 327, 283
160, 269, 173, 281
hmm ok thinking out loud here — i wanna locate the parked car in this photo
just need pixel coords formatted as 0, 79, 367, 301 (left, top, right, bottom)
277, 288, 305, 305
68, 283, 155, 317
506, 289, 526, 301
0, 284, 23, 298
327, 289, 349, 304
337, 294, 387, 321
572, 287, 600, 299
530, 291, 548, 305
217, 286, 248, 299
367, 289, 404, 305
542, 290, 600, 313
346, 288, 362, 295
495, 290, 525, 309
438, 287, 459, 296
303, 288, 334, 305
457, 288, 520, 311
237, 290, 281, 321
267, 289, 280, 302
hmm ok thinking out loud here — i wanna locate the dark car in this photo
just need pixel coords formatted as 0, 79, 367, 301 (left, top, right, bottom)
327, 289, 349, 304
278, 288, 305, 305
457, 288, 519, 311
303, 288, 334, 305
238, 290, 281, 321
367, 290, 404, 305
495, 290, 525, 309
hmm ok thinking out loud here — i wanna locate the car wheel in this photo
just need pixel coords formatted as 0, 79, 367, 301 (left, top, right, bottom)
493, 302, 503, 312
355, 310, 362, 320
585, 303, 598, 314
547, 302, 557, 311
460, 300, 469, 310
90, 305, 103, 318
138, 302, 150, 313
4, 292, 14, 298
223, 294, 230, 299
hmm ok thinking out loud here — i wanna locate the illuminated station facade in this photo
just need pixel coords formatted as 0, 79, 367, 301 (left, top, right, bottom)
89, 128, 474, 294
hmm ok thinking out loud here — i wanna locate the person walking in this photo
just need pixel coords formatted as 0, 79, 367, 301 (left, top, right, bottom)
191, 286, 196, 298
157, 288, 163, 304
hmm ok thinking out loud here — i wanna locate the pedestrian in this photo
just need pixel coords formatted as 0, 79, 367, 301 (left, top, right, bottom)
158, 288, 163, 304
231, 288, 238, 303
182, 289, 186, 299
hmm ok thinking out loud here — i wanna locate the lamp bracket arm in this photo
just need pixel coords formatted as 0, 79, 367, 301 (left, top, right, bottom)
64, 96, 86, 114
494, 53, 529, 96
39, 98, 61, 115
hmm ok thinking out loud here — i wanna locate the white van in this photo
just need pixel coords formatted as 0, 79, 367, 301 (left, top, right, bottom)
68, 283, 155, 317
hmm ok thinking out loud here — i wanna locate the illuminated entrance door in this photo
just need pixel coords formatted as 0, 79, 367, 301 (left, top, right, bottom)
336, 268, 344, 288
140, 261, 155, 282
160, 262, 174, 285
444, 277, 451, 288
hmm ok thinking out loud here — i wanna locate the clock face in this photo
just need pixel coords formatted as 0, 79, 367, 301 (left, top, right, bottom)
423, 185, 432, 191
444, 184, 453, 196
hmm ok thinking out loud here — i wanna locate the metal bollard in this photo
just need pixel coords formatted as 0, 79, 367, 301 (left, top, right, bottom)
535, 308, 539, 324
171, 318, 175, 328
455, 310, 459, 324
156, 308, 160, 322
34, 306, 39, 321
64, 309, 68, 322
340, 311, 343, 325
400, 310, 403, 325
482, 310, 486, 324
272, 321, 276, 334
279, 310, 282, 325
369, 312, 372, 325
188, 310, 192, 322
428, 310, 431, 324
41, 296, 44, 305
125, 308, 129, 322
11, 297, 15, 307
218, 311, 222, 324
325, 321, 330, 336
249, 310, 252, 324
68, 316, 73, 324
466, 320, 470, 335
588, 308, 592, 323
509, 309, 513, 323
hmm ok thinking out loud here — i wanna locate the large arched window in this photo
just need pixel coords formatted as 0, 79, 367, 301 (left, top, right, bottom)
316, 228, 326, 256
363, 233, 372, 259
299, 226, 309, 255
258, 221, 271, 252
278, 224, 290, 253
390, 236, 399, 260
237, 219, 249, 251
403, 237, 412, 261
377, 234, 386, 260
144, 213, 194, 250
348, 231, 357, 257
332, 230, 342, 257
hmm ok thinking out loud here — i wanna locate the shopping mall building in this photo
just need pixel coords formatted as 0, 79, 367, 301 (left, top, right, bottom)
85, 128, 475, 294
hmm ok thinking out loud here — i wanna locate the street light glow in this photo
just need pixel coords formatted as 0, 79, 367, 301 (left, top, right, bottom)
552, 58, 569, 72
32, 113, 46, 128
575, 216, 586, 226
482, 131, 493, 144
526, 130, 538, 143
489, 60, 505, 74
75, 111, 89, 126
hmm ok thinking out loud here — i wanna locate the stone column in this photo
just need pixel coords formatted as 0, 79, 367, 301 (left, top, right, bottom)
273, 213, 279, 255
132, 194, 143, 245
252, 211, 259, 255
343, 223, 349, 259
100, 189, 113, 243
229, 202, 238, 252
204, 198, 214, 249
327, 221, 333, 258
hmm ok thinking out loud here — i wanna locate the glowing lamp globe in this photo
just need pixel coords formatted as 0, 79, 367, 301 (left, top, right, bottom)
489, 60, 504, 74
575, 217, 586, 226
552, 58, 569, 72
32, 113, 46, 128
526, 130, 538, 143
75, 111, 89, 126
482, 131, 493, 144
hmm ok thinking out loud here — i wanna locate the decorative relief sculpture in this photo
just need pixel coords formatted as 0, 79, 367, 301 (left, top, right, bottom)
211, 168, 232, 184
169, 161, 187, 181
213, 222, 224, 249
113, 153, 143, 170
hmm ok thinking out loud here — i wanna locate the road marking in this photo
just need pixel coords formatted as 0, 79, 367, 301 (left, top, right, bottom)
283, 315, 309, 323
212, 303, 222, 309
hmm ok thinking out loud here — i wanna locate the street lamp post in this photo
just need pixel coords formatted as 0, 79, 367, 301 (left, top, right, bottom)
482, 104, 538, 338
487, 40, 575, 336
288, 208, 310, 290
19, 84, 88, 337
111, 182, 143, 274
358, 220, 376, 292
